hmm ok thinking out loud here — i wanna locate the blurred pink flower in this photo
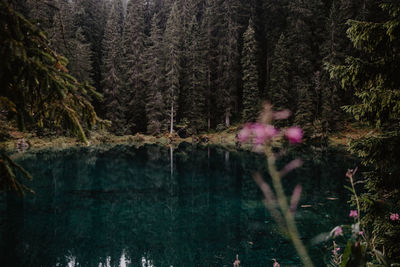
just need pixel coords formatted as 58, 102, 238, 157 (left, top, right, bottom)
265, 124, 279, 139
334, 226, 343, 237
233, 254, 240, 267
238, 124, 252, 143
390, 213, 400, 221
285, 126, 303, 144
252, 123, 267, 144
273, 259, 280, 267
349, 210, 358, 218
273, 109, 291, 120
358, 231, 364, 236
252, 123, 278, 145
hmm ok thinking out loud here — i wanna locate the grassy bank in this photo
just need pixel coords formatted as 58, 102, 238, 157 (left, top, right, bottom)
0, 123, 378, 153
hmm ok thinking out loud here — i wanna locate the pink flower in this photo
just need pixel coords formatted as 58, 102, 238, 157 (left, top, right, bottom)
265, 124, 279, 139
349, 210, 358, 218
273, 259, 280, 267
252, 123, 267, 144
252, 123, 278, 145
358, 231, 363, 236
333, 226, 343, 237
238, 124, 252, 143
233, 254, 240, 267
390, 213, 400, 221
285, 126, 303, 144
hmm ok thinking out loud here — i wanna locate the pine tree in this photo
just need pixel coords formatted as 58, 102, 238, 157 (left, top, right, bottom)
164, 1, 182, 134
214, 0, 241, 128
201, 0, 214, 131
68, 27, 93, 84
46, 0, 94, 84
122, 0, 148, 133
287, 0, 318, 131
269, 33, 292, 114
72, 0, 108, 89
0, 1, 103, 142
185, 15, 207, 133
145, 14, 166, 135
102, 0, 125, 135
241, 20, 260, 122
329, 2, 400, 260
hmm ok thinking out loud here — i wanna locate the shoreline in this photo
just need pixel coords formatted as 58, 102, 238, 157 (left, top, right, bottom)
1, 123, 376, 154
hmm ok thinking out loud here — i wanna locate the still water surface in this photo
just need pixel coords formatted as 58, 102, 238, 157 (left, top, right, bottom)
0, 144, 355, 266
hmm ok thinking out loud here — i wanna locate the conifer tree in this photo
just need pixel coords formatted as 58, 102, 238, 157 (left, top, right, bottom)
269, 33, 292, 115
45, 0, 94, 85
185, 15, 207, 132
0, 0, 103, 142
215, 0, 240, 128
241, 20, 260, 122
68, 27, 93, 84
329, 2, 400, 260
102, 0, 125, 134
164, 1, 182, 134
287, 0, 318, 131
72, 0, 108, 88
122, 0, 148, 133
145, 14, 166, 135
201, 0, 214, 131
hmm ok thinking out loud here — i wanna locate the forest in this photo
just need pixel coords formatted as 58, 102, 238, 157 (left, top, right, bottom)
1, 0, 400, 266
5, 0, 377, 136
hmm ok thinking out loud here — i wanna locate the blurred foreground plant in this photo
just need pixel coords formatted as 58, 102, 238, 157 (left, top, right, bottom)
238, 102, 313, 267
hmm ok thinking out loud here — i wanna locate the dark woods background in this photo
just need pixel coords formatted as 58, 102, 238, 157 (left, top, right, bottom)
7, 0, 381, 136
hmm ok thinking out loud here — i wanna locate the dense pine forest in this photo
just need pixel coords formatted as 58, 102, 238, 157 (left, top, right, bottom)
5, 0, 382, 137
1, 0, 400, 266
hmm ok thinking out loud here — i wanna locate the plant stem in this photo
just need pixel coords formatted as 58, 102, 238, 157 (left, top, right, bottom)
349, 175, 361, 225
265, 146, 314, 267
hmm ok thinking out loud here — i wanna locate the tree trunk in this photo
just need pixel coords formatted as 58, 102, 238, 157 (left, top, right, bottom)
225, 110, 230, 127
170, 103, 174, 134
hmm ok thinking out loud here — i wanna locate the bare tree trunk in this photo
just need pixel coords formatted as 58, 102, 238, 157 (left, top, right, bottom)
170, 103, 174, 134
225, 110, 230, 127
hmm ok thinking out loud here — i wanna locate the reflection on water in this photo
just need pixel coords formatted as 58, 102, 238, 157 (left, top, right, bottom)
0, 144, 355, 266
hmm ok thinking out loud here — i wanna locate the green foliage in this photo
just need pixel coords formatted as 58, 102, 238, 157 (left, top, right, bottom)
329, 1, 400, 263
145, 14, 167, 135
164, 1, 182, 133
0, 0, 104, 143
102, 0, 126, 135
185, 15, 207, 133
269, 33, 292, 114
241, 21, 260, 122
122, 0, 148, 133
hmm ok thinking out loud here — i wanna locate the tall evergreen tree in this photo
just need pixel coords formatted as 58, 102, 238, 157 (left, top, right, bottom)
164, 1, 182, 134
329, 2, 400, 260
102, 0, 125, 134
269, 33, 292, 114
185, 15, 207, 132
241, 20, 260, 122
46, 0, 93, 84
214, 0, 241, 128
72, 0, 107, 89
145, 14, 166, 135
122, 0, 148, 133
287, 0, 319, 132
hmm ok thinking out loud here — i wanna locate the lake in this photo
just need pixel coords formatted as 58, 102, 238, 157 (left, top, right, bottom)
0, 144, 355, 266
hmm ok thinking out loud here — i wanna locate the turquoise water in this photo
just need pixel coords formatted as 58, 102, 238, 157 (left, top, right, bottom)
0, 144, 355, 266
